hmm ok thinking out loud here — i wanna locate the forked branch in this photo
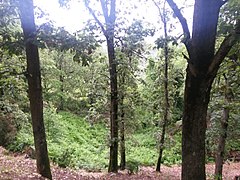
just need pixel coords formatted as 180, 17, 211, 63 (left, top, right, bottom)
208, 19, 240, 76
84, 0, 106, 35
166, 0, 190, 41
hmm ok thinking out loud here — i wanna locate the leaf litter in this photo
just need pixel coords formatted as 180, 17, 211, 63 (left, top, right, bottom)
0, 147, 239, 180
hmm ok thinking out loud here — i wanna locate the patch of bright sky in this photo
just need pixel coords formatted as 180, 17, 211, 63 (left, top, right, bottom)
34, 0, 194, 36
34, 0, 87, 32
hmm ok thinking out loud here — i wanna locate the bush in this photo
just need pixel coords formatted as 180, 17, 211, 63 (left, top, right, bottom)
0, 100, 29, 147
0, 114, 17, 146
126, 160, 139, 174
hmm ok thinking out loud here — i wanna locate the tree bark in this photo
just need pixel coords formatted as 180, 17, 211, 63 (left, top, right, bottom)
182, 74, 211, 180
18, 0, 52, 179
215, 75, 231, 179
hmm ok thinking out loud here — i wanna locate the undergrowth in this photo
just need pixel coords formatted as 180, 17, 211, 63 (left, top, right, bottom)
7, 109, 182, 171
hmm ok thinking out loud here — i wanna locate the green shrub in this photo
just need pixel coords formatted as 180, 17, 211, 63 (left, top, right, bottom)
0, 115, 17, 146
0, 100, 29, 147
126, 160, 139, 174
8, 110, 183, 171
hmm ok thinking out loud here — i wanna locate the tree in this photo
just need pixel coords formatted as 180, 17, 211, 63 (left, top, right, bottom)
208, 46, 240, 178
18, 0, 52, 179
116, 20, 154, 170
214, 74, 232, 179
153, 0, 170, 172
85, 0, 118, 172
166, 0, 240, 179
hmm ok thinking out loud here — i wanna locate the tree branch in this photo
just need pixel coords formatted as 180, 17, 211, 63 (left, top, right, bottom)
166, 0, 190, 41
100, 0, 109, 23
208, 20, 240, 76
84, 1, 106, 35
165, 0, 193, 60
152, 0, 164, 22
109, 0, 116, 24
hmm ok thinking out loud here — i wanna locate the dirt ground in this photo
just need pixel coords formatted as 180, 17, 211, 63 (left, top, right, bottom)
0, 147, 239, 180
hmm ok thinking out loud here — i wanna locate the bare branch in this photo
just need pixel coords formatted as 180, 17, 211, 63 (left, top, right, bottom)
152, 0, 164, 22
208, 20, 240, 76
84, 1, 106, 35
166, 0, 190, 41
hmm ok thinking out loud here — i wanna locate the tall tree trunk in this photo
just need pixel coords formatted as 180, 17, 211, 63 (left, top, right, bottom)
182, 1, 220, 178
58, 53, 64, 111
156, 1, 169, 172
85, 0, 118, 172
106, 35, 118, 172
215, 74, 231, 179
182, 74, 212, 180
166, 0, 239, 179
119, 74, 126, 170
18, 0, 52, 179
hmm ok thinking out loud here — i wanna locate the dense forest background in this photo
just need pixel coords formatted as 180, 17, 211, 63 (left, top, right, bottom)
0, 0, 239, 179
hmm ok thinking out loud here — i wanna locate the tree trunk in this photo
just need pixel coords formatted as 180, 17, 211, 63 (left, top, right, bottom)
119, 74, 126, 170
19, 0, 52, 179
58, 53, 64, 111
215, 75, 231, 179
182, 73, 212, 180
214, 107, 229, 179
156, 2, 169, 172
181, 1, 221, 178
106, 35, 118, 172
85, 0, 118, 172
165, 0, 240, 179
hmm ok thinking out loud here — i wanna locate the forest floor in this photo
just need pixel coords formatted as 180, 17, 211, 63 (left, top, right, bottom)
0, 146, 240, 180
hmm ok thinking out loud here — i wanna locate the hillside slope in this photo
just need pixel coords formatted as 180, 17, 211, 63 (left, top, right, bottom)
1, 146, 240, 180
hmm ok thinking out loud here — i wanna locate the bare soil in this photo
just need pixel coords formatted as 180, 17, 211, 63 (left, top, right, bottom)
0, 147, 239, 180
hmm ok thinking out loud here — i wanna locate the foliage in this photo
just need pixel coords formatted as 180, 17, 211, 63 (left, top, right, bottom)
0, 0, 239, 174
125, 160, 139, 174
7, 110, 182, 170
207, 55, 240, 160
0, 100, 29, 147
138, 45, 186, 128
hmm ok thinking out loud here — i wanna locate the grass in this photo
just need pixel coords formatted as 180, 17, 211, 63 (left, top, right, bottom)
8, 109, 181, 171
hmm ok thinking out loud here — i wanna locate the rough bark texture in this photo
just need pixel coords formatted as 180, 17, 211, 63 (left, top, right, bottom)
166, 0, 240, 179
18, 0, 52, 179
214, 75, 231, 179
182, 74, 211, 180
